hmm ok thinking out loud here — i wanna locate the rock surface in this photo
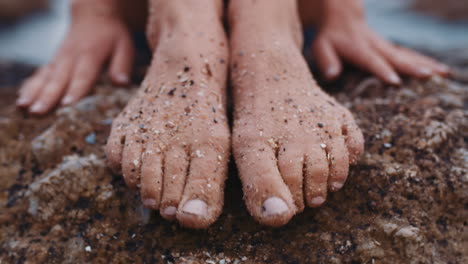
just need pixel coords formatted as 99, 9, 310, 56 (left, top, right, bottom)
0, 59, 467, 263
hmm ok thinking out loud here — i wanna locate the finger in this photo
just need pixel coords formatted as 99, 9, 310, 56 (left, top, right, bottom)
369, 33, 450, 76
312, 37, 342, 80
109, 36, 134, 85
371, 37, 436, 78
62, 53, 107, 105
396, 46, 450, 76
335, 41, 401, 85
29, 59, 73, 114
17, 67, 50, 107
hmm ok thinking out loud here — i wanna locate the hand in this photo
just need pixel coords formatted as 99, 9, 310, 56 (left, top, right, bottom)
17, 7, 135, 114
311, 0, 449, 84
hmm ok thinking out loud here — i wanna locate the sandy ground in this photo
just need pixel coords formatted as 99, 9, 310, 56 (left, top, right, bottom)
0, 49, 467, 263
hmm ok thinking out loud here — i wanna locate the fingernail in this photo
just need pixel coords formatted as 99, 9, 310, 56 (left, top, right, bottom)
436, 64, 450, 73
262, 197, 289, 216
418, 67, 432, 76
61, 96, 74, 105
330, 182, 344, 192
388, 73, 401, 85
16, 97, 30, 106
326, 67, 339, 79
143, 199, 157, 208
30, 102, 45, 113
181, 199, 208, 217
310, 196, 326, 206
114, 73, 129, 84
163, 206, 177, 216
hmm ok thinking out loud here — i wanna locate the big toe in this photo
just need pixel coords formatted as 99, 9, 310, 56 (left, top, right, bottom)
176, 145, 229, 229
234, 141, 296, 227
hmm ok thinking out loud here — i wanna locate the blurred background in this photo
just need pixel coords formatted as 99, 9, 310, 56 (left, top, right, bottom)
0, 0, 467, 66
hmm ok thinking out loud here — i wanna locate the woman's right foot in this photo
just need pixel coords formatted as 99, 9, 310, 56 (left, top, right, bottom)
228, 0, 364, 227
105, 0, 230, 229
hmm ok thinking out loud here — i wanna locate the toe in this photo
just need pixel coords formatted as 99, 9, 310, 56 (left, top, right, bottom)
343, 123, 364, 164
105, 119, 126, 173
121, 132, 144, 189
160, 145, 189, 220
234, 141, 296, 227
303, 145, 329, 208
341, 113, 364, 164
277, 143, 305, 212
140, 141, 163, 210
177, 145, 229, 229
326, 137, 350, 192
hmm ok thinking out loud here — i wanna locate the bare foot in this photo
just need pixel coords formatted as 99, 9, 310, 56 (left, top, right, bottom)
105, 0, 229, 229
17, 0, 134, 114
229, 0, 364, 227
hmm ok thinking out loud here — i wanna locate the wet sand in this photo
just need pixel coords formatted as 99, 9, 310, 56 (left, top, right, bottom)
0, 51, 467, 263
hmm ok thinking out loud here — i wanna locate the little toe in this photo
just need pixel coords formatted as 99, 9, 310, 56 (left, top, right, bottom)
326, 137, 350, 192
177, 146, 229, 229
342, 123, 364, 164
160, 145, 189, 220
234, 142, 296, 227
303, 146, 329, 208
277, 144, 305, 212
341, 112, 364, 164
121, 133, 144, 189
140, 142, 163, 210
105, 120, 126, 173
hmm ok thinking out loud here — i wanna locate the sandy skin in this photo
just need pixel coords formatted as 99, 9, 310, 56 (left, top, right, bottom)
105, 0, 230, 229
228, 0, 365, 226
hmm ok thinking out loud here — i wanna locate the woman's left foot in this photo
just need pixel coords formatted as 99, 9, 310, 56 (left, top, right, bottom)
229, 0, 364, 227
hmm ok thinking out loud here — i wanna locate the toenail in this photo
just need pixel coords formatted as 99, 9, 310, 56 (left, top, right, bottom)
181, 199, 208, 217
331, 182, 344, 191
30, 102, 45, 113
163, 206, 177, 216
310, 196, 326, 206
262, 197, 289, 216
143, 199, 157, 208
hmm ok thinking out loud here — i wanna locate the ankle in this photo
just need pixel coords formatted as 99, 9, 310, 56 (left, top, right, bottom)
228, 0, 303, 49
71, 0, 121, 20
146, 0, 224, 49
